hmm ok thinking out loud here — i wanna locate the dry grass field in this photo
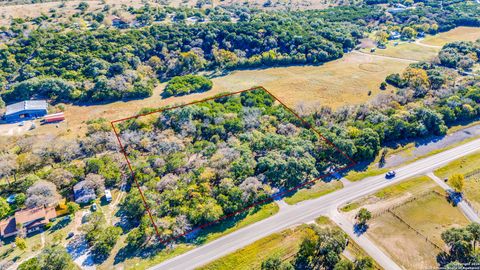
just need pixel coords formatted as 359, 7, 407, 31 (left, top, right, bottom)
420, 27, 480, 46
361, 41, 440, 62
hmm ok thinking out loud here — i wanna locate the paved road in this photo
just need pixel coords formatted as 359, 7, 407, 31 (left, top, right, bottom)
427, 172, 480, 223
152, 138, 480, 270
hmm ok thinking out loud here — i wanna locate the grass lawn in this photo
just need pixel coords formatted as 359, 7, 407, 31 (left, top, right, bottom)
341, 176, 436, 212
199, 216, 380, 270
198, 225, 315, 270
420, 27, 480, 46
434, 151, 480, 178
284, 180, 343, 205
102, 202, 279, 270
345, 167, 389, 182
368, 191, 469, 270
435, 151, 480, 212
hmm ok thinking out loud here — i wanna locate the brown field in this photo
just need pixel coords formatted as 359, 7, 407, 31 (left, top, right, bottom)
420, 27, 480, 46
23, 50, 409, 138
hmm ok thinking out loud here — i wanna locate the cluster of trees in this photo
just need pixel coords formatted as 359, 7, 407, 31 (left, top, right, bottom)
439, 41, 480, 70
438, 222, 480, 267
18, 245, 75, 270
163, 75, 212, 97
385, 0, 480, 32
82, 211, 122, 260
261, 226, 374, 270
117, 89, 350, 243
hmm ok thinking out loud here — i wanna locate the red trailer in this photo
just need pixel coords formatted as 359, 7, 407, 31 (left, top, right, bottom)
43, 112, 65, 123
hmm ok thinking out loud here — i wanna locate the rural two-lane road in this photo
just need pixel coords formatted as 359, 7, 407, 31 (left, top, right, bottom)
152, 138, 480, 270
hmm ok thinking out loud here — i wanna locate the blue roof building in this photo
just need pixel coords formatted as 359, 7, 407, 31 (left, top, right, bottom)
3, 100, 48, 122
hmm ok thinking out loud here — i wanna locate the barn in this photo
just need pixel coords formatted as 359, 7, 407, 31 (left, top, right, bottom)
3, 100, 48, 122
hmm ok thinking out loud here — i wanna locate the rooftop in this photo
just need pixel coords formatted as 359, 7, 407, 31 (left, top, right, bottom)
5, 100, 48, 116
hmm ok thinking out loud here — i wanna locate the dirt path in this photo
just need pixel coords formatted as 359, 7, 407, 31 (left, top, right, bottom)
415, 39, 442, 49
352, 50, 418, 63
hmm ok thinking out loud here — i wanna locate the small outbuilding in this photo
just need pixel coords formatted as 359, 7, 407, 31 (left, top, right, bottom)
3, 100, 48, 122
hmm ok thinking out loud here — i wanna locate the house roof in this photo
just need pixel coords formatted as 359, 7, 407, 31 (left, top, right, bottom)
15, 206, 56, 224
5, 100, 48, 116
74, 181, 97, 201
0, 206, 56, 237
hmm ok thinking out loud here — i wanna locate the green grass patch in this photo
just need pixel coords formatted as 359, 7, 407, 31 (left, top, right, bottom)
434, 151, 480, 179
198, 202, 279, 243
284, 180, 343, 205
340, 202, 360, 212
124, 244, 195, 270
374, 176, 432, 199
198, 225, 315, 270
344, 168, 389, 182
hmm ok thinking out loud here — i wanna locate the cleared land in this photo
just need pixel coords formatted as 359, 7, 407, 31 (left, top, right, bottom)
435, 151, 480, 212
198, 217, 379, 270
360, 41, 440, 62
420, 27, 480, 46
342, 176, 470, 270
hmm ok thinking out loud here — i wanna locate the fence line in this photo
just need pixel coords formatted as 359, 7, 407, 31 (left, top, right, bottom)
371, 190, 435, 219
387, 209, 444, 251
465, 168, 480, 179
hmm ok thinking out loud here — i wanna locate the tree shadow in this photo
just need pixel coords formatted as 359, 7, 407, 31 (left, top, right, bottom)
446, 190, 463, 206
353, 223, 369, 236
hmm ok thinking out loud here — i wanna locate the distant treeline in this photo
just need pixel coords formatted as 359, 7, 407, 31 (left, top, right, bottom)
0, 1, 479, 103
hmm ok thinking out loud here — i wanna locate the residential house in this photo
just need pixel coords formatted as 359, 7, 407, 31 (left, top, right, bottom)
0, 206, 56, 238
73, 181, 97, 204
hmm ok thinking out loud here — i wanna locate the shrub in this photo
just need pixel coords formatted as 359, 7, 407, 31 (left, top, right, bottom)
163, 75, 212, 97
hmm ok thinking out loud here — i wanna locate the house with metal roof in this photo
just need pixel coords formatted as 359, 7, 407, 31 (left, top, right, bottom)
3, 100, 48, 122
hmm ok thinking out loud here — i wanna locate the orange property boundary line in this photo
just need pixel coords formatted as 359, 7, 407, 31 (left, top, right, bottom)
110, 86, 356, 244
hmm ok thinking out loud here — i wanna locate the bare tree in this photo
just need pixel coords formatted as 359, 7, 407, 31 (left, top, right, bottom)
47, 168, 75, 190
26, 180, 61, 208
0, 153, 18, 184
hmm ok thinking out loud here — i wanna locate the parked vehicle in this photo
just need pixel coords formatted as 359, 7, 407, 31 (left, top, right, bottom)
91, 203, 98, 212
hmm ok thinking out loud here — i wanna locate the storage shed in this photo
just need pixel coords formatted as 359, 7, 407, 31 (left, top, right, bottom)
3, 100, 48, 122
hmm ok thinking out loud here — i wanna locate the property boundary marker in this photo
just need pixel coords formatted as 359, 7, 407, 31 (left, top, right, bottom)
111, 86, 357, 244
